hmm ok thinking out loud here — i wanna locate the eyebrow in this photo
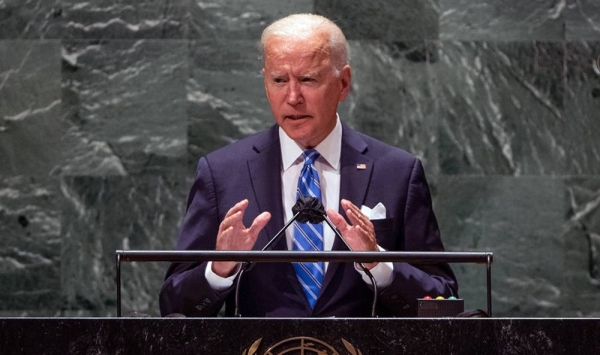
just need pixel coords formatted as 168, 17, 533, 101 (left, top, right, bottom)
267, 69, 322, 78
301, 69, 320, 77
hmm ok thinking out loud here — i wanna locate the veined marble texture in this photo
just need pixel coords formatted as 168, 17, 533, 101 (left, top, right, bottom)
437, 177, 567, 316
564, 41, 600, 174
0, 40, 65, 176
0, 176, 62, 315
62, 0, 188, 39
187, 39, 271, 167
441, 0, 600, 41
435, 41, 600, 176
566, 0, 600, 40
440, 0, 566, 40
316, 0, 439, 40
60, 39, 188, 176
0, 0, 62, 39
60, 175, 186, 316
190, 0, 313, 39
438, 176, 600, 317
563, 178, 600, 317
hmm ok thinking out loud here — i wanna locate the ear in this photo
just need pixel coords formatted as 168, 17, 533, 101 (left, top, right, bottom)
338, 65, 352, 102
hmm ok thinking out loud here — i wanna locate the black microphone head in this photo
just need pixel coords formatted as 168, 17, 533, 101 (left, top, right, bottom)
292, 197, 326, 224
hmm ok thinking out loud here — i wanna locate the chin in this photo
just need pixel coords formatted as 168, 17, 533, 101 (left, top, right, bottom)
285, 125, 328, 147
285, 133, 313, 148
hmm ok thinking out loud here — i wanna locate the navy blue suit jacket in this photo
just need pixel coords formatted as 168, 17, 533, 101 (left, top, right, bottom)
159, 123, 458, 317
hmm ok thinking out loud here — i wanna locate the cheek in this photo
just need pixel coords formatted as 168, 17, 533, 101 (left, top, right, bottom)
323, 85, 342, 102
267, 89, 287, 105
312, 93, 335, 113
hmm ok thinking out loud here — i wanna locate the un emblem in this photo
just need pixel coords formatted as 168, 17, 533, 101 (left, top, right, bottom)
243, 337, 363, 355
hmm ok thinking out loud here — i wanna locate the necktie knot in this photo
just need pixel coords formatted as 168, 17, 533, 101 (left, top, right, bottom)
302, 149, 320, 167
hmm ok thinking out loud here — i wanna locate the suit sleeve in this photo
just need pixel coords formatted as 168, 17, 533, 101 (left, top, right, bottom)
377, 158, 458, 316
159, 157, 232, 316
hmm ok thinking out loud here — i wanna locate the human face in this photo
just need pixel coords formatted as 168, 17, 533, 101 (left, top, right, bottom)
262, 33, 351, 149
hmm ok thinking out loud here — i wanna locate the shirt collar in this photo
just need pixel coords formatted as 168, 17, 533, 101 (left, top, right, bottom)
279, 115, 342, 171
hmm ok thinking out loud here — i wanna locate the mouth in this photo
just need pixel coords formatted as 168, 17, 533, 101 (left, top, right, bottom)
285, 115, 311, 121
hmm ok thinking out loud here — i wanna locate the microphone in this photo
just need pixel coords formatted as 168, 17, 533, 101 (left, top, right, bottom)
292, 196, 325, 223
233, 197, 378, 317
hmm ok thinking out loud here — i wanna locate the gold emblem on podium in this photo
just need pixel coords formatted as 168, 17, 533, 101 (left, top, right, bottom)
243, 337, 363, 355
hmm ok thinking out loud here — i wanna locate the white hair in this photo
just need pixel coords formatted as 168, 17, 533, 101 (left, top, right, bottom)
260, 13, 349, 74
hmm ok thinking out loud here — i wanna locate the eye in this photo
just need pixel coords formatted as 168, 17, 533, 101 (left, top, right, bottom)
270, 74, 288, 83
301, 77, 316, 83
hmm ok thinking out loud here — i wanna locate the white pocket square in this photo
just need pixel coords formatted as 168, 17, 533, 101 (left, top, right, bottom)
360, 202, 386, 220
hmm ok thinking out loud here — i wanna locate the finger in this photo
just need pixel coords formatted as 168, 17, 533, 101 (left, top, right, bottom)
340, 199, 361, 214
353, 210, 374, 233
247, 212, 271, 236
356, 222, 375, 240
355, 214, 376, 238
224, 199, 249, 218
345, 205, 368, 228
341, 199, 367, 222
327, 209, 349, 231
218, 209, 243, 234
216, 225, 234, 250
356, 212, 379, 248
220, 200, 251, 232
346, 203, 372, 229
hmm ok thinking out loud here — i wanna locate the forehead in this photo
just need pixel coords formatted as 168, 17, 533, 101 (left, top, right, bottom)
263, 34, 332, 70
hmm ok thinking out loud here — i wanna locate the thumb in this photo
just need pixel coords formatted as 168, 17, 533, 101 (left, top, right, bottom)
248, 211, 271, 236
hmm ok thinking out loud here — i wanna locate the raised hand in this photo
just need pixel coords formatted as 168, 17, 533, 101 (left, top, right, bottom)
212, 199, 271, 277
326, 199, 378, 269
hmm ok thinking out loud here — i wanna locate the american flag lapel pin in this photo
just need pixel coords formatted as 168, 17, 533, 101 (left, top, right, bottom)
356, 163, 367, 170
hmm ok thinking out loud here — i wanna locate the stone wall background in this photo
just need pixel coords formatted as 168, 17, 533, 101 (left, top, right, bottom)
0, 0, 599, 317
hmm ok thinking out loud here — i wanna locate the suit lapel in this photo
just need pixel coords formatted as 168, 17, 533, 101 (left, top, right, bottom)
247, 126, 286, 251
338, 126, 373, 219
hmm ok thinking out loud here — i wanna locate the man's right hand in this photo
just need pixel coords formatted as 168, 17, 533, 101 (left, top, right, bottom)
212, 199, 271, 277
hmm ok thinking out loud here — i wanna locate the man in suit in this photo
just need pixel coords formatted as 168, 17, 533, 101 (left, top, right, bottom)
159, 13, 458, 317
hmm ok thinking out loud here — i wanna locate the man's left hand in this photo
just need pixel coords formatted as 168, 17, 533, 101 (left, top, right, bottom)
326, 199, 378, 269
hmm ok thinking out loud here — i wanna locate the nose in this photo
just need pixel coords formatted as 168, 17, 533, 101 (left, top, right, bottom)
286, 80, 303, 106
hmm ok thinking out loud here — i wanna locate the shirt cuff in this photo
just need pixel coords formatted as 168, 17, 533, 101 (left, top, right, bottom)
355, 245, 394, 288
205, 261, 239, 292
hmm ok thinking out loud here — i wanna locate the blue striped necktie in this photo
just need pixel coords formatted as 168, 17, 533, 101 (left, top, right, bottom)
293, 149, 324, 308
